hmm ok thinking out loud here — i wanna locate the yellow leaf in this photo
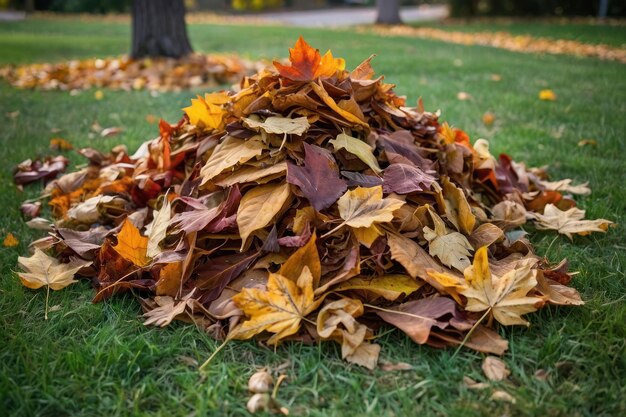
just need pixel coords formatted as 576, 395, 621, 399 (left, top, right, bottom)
3, 233, 19, 247
334, 274, 423, 301
279, 233, 321, 288
214, 162, 287, 187
327, 186, 404, 236
146, 197, 171, 259
539, 89, 557, 101
237, 182, 292, 250
352, 224, 383, 248
183, 95, 225, 130
460, 247, 544, 326
94, 90, 104, 100
17, 248, 91, 290
200, 136, 265, 185
230, 266, 320, 345
329, 133, 381, 173
112, 218, 151, 267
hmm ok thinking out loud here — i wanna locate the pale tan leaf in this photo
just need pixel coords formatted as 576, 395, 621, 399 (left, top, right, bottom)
482, 356, 510, 381
200, 136, 265, 185
17, 248, 91, 290
423, 209, 473, 272
146, 197, 171, 258
214, 162, 287, 187
530, 204, 613, 240
243, 116, 310, 136
334, 186, 404, 232
442, 177, 475, 234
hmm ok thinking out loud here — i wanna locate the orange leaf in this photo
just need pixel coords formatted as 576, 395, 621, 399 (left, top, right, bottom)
273, 36, 344, 82
3, 233, 19, 247
112, 219, 150, 267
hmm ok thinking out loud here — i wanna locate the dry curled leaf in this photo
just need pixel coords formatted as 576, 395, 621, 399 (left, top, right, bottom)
530, 204, 613, 240
17, 248, 91, 290
482, 356, 510, 381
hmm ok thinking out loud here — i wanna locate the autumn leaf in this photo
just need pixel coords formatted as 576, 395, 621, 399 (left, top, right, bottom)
333, 274, 423, 301
146, 197, 171, 259
237, 182, 292, 250
423, 209, 473, 272
3, 233, 19, 247
183, 94, 226, 130
387, 232, 455, 281
214, 162, 287, 187
112, 218, 150, 267
286, 142, 347, 211
442, 177, 476, 235
143, 293, 195, 327
243, 116, 310, 136
382, 163, 436, 194
229, 266, 321, 345
460, 246, 545, 326
375, 297, 462, 344
329, 133, 381, 173
200, 136, 265, 185
530, 204, 613, 240
324, 186, 404, 237
17, 248, 92, 319
273, 36, 345, 82
278, 233, 321, 287
317, 298, 379, 369
539, 89, 557, 101
482, 356, 510, 381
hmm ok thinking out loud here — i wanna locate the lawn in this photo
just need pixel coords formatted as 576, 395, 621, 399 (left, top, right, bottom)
1, 17, 625, 417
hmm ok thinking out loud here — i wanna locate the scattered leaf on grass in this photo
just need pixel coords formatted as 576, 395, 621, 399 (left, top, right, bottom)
482, 356, 510, 381
539, 89, 556, 101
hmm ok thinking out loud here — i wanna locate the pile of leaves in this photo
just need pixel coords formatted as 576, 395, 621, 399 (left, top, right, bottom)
366, 26, 626, 64
1, 53, 261, 92
15, 37, 613, 369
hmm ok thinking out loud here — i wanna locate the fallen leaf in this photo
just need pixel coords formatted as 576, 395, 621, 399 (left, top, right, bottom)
539, 89, 556, 101
200, 136, 265, 184
380, 361, 413, 372
17, 248, 91, 290
237, 182, 292, 250
577, 139, 597, 147
94, 90, 104, 100
100, 127, 123, 137
329, 133, 382, 174
423, 209, 473, 272
287, 142, 347, 211
383, 163, 436, 194
333, 274, 423, 301
460, 246, 544, 326
112, 218, 150, 267
463, 376, 489, 390
482, 111, 495, 126
230, 266, 321, 345
456, 91, 472, 101
328, 186, 404, 236
143, 294, 193, 327
183, 94, 226, 130
49, 138, 73, 151
482, 356, 510, 381
491, 390, 516, 403
530, 204, 613, 240
273, 36, 345, 82
243, 116, 310, 136
3, 233, 19, 247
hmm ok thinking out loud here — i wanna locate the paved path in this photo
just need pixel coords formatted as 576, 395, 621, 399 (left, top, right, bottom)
251, 4, 448, 27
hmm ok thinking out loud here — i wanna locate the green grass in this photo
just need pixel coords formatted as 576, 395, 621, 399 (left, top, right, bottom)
1, 17, 625, 417
412, 19, 626, 48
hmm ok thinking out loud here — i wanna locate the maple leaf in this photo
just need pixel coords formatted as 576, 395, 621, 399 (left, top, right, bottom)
278, 233, 321, 287
273, 36, 345, 82
112, 218, 150, 267
423, 209, 473, 272
460, 246, 545, 326
324, 186, 404, 237
286, 142, 347, 211
143, 293, 195, 327
530, 204, 613, 240
17, 248, 92, 319
183, 95, 225, 130
229, 266, 321, 345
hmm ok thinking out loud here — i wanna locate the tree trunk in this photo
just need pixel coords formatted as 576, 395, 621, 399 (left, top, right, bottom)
375, 0, 402, 25
131, 0, 193, 59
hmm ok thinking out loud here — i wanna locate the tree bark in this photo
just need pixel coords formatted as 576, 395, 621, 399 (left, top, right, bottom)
375, 0, 402, 25
131, 0, 193, 59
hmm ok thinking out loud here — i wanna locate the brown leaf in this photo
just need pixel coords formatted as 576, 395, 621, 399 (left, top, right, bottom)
482, 356, 510, 381
530, 204, 613, 240
17, 248, 91, 290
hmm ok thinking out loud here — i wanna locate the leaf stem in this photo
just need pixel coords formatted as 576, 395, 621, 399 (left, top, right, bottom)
199, 338, 230, 371
452, 307, 491, 358
44, 284, 50, 320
